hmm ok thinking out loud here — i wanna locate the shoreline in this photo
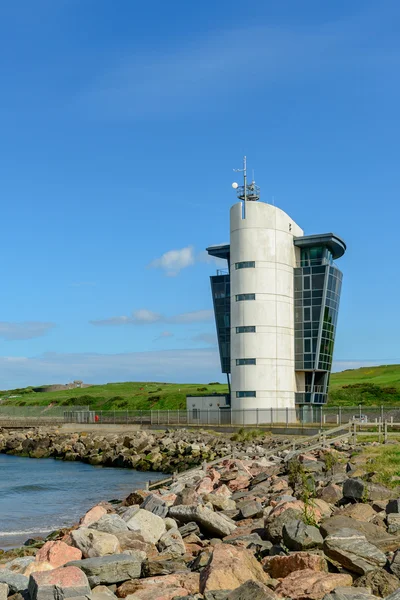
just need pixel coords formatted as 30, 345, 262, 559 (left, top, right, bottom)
1, 429, 400, 599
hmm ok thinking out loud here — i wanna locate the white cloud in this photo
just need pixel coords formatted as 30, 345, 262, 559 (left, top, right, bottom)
0, 322, 56, 341
149, 246, 195, 276
90, 308, 213, 327
0, 349, 221, 389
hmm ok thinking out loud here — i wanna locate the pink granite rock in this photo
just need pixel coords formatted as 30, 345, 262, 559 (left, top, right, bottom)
28, 566, 90, 600
275, 569, 352, 600
195, 477, 214, 495
80, 505, 107, 527
35, 541, 82, 568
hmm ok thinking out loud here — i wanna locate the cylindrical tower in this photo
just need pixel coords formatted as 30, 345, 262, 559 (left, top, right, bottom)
230, 201, 303, 422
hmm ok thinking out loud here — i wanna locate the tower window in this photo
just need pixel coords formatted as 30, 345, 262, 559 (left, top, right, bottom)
236, 391, 256, 398
236, 293, 255, 301
236, 326, 256, 333
235, 261, 255, 269
236, 358, 256, 365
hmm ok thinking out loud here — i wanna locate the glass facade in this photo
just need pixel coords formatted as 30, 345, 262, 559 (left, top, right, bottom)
210, 274, 231, 374
294, 247, 343, 404
236, 293, 255, 301
236, 358, 256, 365
236, 391, 256, 398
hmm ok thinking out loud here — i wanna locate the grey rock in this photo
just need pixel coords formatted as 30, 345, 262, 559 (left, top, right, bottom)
0, 571, 28, 594
179, 522, 200, 537
173, 488, 200, 506
320, 515, 399, 552
343, 478, 366, 501
237, 500, 263, 519
142, 557, 188, 577
204, 592, 230, 600
390, 549, 400, 578
66, 553, 145, 587
157, 528, 185, 556
323, 527, 387, 575
89, 514, 129, 535
141, 494, 168, 518
387, 514, 400, 534
120, 505, 140, 522
169, 504, 236, 537
386, 499, 400, 514
282, 519, 324, 550
385, 591, 400, 600
226, 580, 278, 600
265, 507, 303, 544
322, 587, 380, 600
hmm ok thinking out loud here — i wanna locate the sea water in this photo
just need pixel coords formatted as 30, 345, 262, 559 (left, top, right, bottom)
0, 453, 164, 548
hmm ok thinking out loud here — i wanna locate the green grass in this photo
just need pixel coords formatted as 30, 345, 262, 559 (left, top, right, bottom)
354, 441, 400, 488
328, 364, 400, 406
3, 364, 400, 410
0, 381, 228, 411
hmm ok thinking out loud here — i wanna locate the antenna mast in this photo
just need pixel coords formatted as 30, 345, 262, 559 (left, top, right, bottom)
232, 156, 260, 218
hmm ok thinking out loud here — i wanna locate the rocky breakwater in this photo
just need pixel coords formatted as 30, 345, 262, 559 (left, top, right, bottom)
2, 440, 400, 600
0, 428, 290, 472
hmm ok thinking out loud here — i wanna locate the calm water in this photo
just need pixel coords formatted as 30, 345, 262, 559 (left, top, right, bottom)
0, 454, 165, 549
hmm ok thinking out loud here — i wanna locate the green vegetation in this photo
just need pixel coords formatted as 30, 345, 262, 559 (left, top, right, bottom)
230, 428, 270, 442
3, 364, 400, 410
329, 364, 400, 405
0, 382, 228, 411
354, 441, 400, 488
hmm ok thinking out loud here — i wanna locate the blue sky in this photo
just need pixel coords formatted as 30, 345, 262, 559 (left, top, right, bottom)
0, 0, 399, 388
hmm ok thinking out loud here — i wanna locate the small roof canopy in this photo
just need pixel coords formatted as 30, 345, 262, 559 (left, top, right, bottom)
206, 244, 230, 260
294, 233, 346, 260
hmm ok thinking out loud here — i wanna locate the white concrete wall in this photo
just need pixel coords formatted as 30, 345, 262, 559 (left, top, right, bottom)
230, 201, 303, 421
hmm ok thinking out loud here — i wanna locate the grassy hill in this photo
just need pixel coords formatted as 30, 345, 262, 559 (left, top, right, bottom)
2, 364, 400, 410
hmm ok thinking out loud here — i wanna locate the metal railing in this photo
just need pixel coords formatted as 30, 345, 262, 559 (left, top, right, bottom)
1, 405, 400, 428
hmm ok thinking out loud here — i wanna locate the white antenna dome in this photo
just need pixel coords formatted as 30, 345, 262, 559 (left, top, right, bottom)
232, 182, 238, 189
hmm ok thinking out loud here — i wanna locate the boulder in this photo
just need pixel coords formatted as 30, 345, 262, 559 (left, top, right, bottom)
80, 505, 107, 527
226, 580, 278, 600
174, 488, 200, 506
340, 504, 376, 522
89, 514, 130, 535
318, 484, 343, 504
28, 566, 90, 600
143, 557, 188, 577
141, 494, 168, 518
24, 562, 55, 577
169, 505, 237, 537
126, 508, 166, 544
158, 528, 185, 556
199, 543, 270, 593
320, 515, 399, 552
354, 568, 400, 597
179, 522, 200, 537
343, 479, 393, 502
35, 541, 82, 568
237, 500, 263, 519
121, 505, 140, 522
265, 507, 303, 543
0, 584, 7, 600
116, 572, 200, 599
0, 571, 29, 594
92, 585, 118, 600
390, 548, 400, 578
282, 520, 324, 550
386, 499, 400, 514
322, 587, 380, 600
263, 552, 328, 578
275, 569, 353, 600
323, 528, 387, 575
203, 494, 236, 512
387, 514, 400, 534
71, 527, 121, 558
66, 552, 145, 586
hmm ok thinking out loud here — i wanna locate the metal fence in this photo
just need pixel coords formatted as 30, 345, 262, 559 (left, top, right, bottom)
1, 405, 400, 427
63, 405, 400, 427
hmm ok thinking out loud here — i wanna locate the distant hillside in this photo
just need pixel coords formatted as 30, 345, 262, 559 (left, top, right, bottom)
329, 364, 400, 405
2, 365, 400, 409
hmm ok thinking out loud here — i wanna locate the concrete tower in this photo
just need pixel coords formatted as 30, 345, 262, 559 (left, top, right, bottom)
230, 200, 303, 416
